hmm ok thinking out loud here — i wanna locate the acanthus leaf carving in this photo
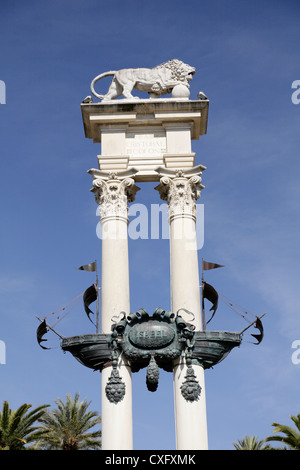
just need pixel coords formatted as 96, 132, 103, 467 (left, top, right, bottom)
92, 176, 140, 220
155, 169, 204, 220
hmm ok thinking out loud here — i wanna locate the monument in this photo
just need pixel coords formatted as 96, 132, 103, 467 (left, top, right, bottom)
37, 59, 264, 450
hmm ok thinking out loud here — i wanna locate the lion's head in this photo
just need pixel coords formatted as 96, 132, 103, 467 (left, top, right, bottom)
156, 59, 196, 83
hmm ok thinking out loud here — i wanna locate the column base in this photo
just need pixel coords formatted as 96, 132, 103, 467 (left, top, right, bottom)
173, 360, 208, 450
101, 358, 133, 450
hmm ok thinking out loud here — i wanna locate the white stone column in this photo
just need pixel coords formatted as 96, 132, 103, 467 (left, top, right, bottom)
90, 169, 140, 450
155, 166, 208, 450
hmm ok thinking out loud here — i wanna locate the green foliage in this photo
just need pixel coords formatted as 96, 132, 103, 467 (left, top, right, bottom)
0, 401, 50, 450
265, 414, 300, 450
35, 393, 102, 450
233, 435, 274, 450
234, 413, 300, 450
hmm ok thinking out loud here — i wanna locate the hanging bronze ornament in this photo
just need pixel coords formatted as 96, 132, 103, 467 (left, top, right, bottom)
146, 355, 160, 392
180, 354, 201, 402
105, 368, 126, 404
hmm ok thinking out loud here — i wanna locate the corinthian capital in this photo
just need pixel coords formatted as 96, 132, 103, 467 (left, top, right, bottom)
155, 166, 205, 221
88, 169, 140, 221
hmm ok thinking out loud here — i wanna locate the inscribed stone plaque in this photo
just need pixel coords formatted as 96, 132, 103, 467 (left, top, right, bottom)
126, 130, 166, 158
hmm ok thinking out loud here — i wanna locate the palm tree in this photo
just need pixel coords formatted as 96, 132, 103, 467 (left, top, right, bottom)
265, 414, 300, 450
233, 435, 273, 450
0, 401, 50, 450
36, 393, 101, 450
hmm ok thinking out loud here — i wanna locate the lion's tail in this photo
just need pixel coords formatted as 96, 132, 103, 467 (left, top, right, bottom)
90, 71, 116, 99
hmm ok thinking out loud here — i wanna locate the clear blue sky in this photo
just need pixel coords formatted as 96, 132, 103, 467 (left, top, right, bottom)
0, 0, 300, 450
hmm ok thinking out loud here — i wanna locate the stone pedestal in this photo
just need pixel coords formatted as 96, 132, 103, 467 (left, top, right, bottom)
81, 99, 208, 182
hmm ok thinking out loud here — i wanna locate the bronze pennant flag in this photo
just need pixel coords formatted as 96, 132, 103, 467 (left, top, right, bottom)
202, 281, 219, 324
77, 261, 97, 272
36, 320, 50, 350
202, 260, 224, 271
251, 317, 264, 345
83, 284, 98, 324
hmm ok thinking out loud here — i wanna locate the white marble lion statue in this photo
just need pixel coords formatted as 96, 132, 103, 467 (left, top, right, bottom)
90, 59, 195, 101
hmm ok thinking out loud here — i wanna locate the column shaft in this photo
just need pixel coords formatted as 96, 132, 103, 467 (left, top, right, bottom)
101, 217, 130, 333
92, 173, 139, 450
156, 168, 208, 450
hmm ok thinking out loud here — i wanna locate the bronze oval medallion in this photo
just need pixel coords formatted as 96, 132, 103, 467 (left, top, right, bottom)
129, 321, 175, 349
